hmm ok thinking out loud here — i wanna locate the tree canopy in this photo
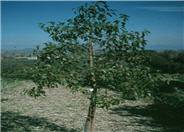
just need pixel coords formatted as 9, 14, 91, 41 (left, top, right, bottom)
25, 1, 159, 108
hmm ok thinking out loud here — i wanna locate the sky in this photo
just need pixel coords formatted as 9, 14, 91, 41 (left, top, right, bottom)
1, 1, 184, 50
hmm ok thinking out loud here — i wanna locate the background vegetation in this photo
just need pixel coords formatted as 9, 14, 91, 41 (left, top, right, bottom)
2, 49, 184, 78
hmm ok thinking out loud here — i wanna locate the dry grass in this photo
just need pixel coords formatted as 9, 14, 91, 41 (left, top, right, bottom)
1, 80, 172, 132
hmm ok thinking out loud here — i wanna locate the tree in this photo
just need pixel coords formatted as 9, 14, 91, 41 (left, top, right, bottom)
25, 2, 158, 132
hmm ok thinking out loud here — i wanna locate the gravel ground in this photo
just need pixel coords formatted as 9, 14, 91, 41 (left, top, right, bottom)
1, 80, 179, 132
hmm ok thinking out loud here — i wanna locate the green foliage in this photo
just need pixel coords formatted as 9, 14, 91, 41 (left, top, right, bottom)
153, 73, 184, 107
25, 1, 157, 109
1, 57, 35, 79
147, 50, 184, 73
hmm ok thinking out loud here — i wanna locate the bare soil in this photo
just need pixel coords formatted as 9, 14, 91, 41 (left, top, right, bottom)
1, 80, 181, 132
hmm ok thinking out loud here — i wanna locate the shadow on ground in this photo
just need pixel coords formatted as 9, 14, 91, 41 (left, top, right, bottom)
110, 80, 184, 132
1, 111, 80, 132
110, 103, 184, 132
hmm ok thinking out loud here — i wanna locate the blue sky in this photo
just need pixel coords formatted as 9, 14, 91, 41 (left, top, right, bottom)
1, 1, 184, 50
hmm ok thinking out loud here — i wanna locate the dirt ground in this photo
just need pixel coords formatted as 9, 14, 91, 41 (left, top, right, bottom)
1, 80, 182, 132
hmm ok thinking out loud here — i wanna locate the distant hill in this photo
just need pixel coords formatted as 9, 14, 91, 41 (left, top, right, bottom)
1, 48, 34, 57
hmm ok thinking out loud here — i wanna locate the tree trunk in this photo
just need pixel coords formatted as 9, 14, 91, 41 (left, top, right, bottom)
84, 38, 97, 132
